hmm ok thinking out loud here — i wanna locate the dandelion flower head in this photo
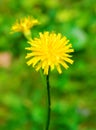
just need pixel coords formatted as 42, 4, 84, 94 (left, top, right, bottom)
11, 16, 39, 33
26, 32, 74, 75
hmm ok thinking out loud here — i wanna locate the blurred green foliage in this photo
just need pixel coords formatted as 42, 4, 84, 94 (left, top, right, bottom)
0, 0, 96, 130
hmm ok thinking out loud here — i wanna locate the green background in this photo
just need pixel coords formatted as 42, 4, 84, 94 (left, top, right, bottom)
0, 0, 96, 130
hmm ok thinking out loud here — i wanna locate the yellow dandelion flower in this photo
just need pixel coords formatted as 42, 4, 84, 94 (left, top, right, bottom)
25, 32, 74, 75
11, 16, 39, 33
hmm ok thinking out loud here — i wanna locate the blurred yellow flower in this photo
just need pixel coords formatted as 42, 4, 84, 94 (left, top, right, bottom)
11, 16, 39, 34
26, 32, 74, 75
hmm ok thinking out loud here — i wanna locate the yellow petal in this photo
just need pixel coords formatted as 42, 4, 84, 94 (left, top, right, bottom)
59, 60, 69, 69
56, 64, 62, 74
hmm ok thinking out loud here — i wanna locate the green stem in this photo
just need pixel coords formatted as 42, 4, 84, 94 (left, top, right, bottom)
24, 30, 32, 40
46, 73, 51, 130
